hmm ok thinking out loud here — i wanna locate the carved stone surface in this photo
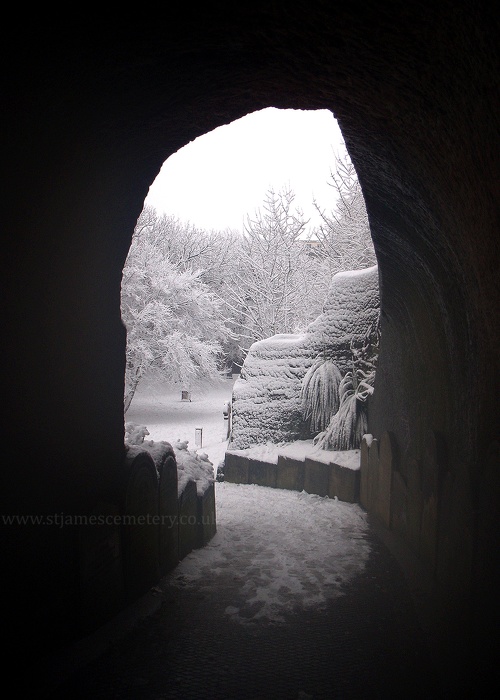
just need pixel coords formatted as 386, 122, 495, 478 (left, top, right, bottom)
367, 438, 379, 515
376, 432, 393, 527
390, 471, 408, 538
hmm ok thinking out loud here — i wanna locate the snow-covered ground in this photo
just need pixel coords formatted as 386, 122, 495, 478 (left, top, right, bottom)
172, 482, 370, 624
125, 376, 235, 471
126, 376, 361, 474
125, 378, 371, 625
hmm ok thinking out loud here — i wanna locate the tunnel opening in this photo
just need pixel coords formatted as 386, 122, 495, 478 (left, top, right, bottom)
111, 103, 405, 691
120, 107, 379, 455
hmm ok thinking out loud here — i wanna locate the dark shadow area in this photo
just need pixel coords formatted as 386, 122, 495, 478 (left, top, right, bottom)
48, 528, 443, 699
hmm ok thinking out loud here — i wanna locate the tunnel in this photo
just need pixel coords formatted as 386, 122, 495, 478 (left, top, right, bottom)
1, 2, 498, 694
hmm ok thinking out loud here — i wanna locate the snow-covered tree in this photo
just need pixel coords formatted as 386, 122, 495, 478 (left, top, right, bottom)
121, 219, 233, 412
132, 206, 240, 288
311, 152, 376, 273
223, 187, 330, 355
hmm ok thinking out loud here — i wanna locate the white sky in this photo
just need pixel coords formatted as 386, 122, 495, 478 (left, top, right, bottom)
144, 107, 347, 233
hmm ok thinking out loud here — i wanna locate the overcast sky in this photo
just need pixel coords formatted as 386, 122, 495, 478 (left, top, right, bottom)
144, 108, 347, 233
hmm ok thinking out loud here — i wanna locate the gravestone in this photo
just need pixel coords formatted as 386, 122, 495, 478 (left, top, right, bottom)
328, 461, 360, 503
248, 458, 277, 488
390, 471, 408, 538
224, 452, 249, 484
360, 435, 371, 509
197, 481, 216, 548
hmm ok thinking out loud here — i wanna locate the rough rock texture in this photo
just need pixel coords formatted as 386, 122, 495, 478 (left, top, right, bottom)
230, 265, 379, 448
1, 3, 498, 692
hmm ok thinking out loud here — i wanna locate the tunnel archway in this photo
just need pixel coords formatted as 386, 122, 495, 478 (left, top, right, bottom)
2, 2, 498, 691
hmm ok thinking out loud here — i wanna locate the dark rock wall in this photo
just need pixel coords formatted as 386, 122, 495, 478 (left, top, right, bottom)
1, 1, 498, 684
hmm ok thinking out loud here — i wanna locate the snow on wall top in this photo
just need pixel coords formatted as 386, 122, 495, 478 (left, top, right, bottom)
125, 424, 214, 496
227, 440, 361, 470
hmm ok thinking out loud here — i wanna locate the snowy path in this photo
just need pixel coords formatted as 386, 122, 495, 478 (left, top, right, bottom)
126, 378, 371, 623
170, 482, 370, 624
51, 485, 439, 699
48, 381, 440, 698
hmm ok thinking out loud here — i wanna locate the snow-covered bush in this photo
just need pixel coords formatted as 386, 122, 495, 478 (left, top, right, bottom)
313, 315, 380, 450
313, 371, 369, 450
300, 355, 342, 433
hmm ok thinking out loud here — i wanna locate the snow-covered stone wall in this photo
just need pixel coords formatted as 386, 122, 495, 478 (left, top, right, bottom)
229, 265, 379, 449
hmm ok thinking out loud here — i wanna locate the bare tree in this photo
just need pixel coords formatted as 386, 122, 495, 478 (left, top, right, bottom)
222, 187, 330, 354
311, 152, 376, 273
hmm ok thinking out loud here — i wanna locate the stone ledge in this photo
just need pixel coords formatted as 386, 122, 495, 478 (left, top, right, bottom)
224, 451, 360, 503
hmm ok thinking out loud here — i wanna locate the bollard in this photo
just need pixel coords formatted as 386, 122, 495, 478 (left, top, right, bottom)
223, 400, 232, 439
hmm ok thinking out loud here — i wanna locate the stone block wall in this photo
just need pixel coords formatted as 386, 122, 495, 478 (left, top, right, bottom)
78, 447, 216, 635
359, 430, 470, 594
224, 450, 360, 504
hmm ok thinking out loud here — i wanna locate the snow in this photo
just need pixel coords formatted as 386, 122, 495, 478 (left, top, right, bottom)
125, 378, 235, 495
363, 433, 374, 448
125, 377, 234, 473
227, 440, 361, 470
125, 432, 217, 496
171, 440, 215, 496
169, 482, 370, 624
334, 265, 378, 280
250, 332, 308, 352
126, 380, 371, 624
